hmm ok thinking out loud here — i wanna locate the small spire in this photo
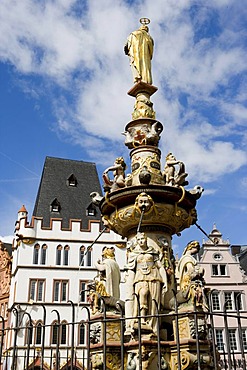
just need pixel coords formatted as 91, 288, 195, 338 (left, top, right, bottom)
18, 205, 28, 214
17, 205, 28, 222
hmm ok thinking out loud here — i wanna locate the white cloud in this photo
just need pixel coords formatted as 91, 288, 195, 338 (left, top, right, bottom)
220, 102, 247, 125
0, 0, 246, 183
202, 188, 217, 196
0, 235, 14, 244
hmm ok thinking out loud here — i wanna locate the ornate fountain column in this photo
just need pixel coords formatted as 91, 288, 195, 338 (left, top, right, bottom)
89, 19, 213, 370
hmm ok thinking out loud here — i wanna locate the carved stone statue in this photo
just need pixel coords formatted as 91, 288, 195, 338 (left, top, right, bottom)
102, 157, 126, 192
124, 19, 154, 84
122, 121, 163, 148
163, 152, 188, 187
90, 191, 103, 206
95, 246, 121, 299
125, 232, 167, 333
132, 93, 155, 119
136, 192, 153, 212
127, 353, 137, 370
0, 241, 11, 296
175, 241, 206, 309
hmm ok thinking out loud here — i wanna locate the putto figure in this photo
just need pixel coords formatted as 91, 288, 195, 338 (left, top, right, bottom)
163, 152, 188, 187
103, 157, 126, 192
124, 18, 154, 84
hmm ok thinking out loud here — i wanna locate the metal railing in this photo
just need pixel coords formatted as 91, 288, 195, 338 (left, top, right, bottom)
0, 299, 247, 370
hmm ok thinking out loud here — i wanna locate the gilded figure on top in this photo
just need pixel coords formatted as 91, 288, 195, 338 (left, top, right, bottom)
124, 19, 154, 84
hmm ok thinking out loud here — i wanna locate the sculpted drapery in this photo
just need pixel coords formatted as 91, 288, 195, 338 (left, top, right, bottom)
125, 233, 167, 332
125, 25, 154, 85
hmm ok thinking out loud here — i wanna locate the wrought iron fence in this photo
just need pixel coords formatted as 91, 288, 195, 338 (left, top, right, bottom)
0, 301, 247, 370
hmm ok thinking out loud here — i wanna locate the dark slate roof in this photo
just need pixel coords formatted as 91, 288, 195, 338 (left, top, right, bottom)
231, 245, 247, 274
32, 157, 102, 229
239, 252, 247, 274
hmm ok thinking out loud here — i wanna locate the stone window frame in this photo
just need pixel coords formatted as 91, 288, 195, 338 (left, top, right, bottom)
78, 321, 86, 345
51, 320, 68, 345
63, 245, 70, 266
33, 244, 40, 265
211, 264, 227, 276
53, 279, 69, 302
40, 244, 47, 265
28, 278, 45, 302
215, 328, 224, 351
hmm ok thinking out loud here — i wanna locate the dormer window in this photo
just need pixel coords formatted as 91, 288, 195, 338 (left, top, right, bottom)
50, 198, 61, 213
67, 174, 77, 187
86, 204, 96, 216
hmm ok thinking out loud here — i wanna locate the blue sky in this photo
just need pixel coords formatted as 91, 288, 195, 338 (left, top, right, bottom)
0, 0, 246, 255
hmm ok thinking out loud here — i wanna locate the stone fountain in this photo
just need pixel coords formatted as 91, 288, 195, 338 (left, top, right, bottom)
89, 18, 213, 370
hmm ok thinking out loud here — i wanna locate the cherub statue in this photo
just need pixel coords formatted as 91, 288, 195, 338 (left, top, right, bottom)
163, 152, 188, 187
102, 157, 126, 192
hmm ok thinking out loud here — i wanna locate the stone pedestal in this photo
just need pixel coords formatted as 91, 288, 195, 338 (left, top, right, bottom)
169, 341, 214, 370
173, 313, 208, 341
128, 82, 158, 120
90, 313, 122, 370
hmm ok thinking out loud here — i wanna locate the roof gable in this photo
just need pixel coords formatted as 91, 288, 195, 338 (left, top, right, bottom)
32, 157, 102, 228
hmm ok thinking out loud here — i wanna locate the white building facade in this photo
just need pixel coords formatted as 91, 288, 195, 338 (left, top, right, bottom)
199, 225, 247, 368
4, 157, 125, 370
6, 214, 124, 369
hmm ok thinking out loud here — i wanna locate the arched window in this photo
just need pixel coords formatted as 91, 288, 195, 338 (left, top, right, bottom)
41, 244, 47, 265
50, 198, 61, 213
79, 322, 85, 345
79, 246, 85, 266
33, 244, 40, 264
61, 321, 67, 345
35, 322, 42, 345
56, 245, 62, 265
51, 321, 67, 345
51, 321, 59, 344
87, 247, 92, 266
63, 245, 69, 266
25, 320, 33, 345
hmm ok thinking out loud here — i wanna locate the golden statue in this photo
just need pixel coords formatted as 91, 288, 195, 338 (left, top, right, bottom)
124, 18, 154, 85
